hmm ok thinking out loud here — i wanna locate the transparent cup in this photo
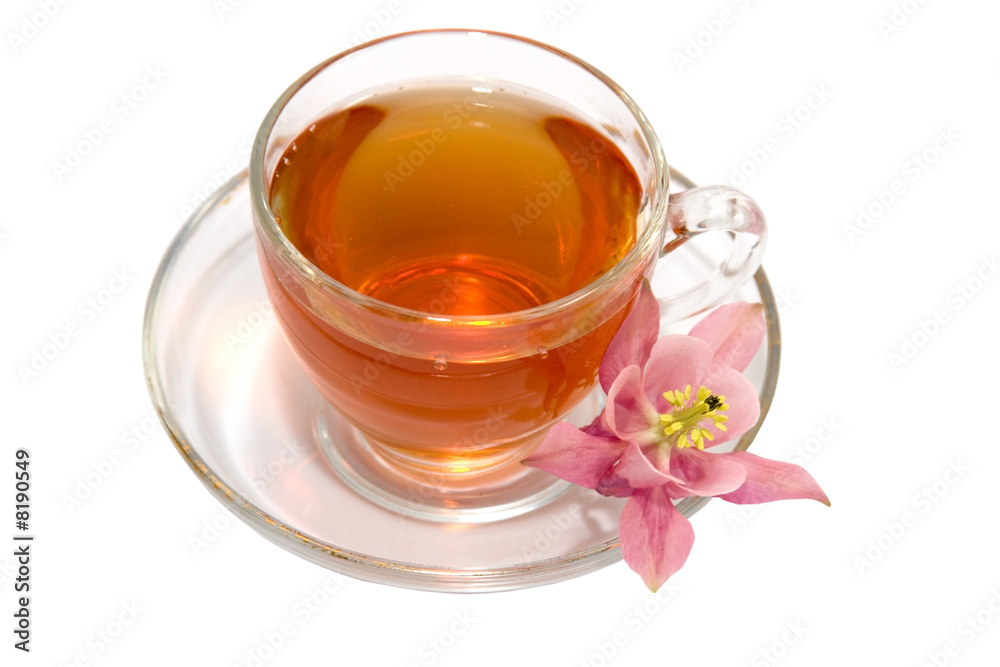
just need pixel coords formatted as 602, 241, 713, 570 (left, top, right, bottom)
250, 29, 765, 522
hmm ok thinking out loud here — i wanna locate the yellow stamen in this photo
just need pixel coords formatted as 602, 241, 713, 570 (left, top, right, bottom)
657, 384, 730, 449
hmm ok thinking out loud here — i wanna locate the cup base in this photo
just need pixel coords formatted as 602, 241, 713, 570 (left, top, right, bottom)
315, 390, 605, 523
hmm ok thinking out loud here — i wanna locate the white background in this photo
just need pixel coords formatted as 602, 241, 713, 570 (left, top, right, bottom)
3, 0, 999, 665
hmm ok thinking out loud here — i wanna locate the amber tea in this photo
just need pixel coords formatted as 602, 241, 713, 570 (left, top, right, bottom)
260, 83, 642, 476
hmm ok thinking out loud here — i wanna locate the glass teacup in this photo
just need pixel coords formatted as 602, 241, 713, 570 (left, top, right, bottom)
250, 29, 765, 522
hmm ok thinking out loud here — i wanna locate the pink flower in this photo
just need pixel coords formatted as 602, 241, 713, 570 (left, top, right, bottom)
523, 281, 829, 591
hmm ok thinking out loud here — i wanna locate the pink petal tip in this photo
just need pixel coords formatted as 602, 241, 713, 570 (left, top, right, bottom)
689, 301, 766, 372
717, 451, 831, 506
619, 486, 695, 592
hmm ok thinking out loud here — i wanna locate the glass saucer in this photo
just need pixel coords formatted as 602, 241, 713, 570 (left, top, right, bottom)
142, 168, 780, 593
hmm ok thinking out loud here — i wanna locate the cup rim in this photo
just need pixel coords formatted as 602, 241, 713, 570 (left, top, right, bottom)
249, 28, 669, 326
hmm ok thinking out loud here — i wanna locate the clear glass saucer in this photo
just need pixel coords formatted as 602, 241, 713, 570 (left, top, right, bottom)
142, 168, 780, 593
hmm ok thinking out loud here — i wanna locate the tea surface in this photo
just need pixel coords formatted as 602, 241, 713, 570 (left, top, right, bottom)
270, 85, 641, 315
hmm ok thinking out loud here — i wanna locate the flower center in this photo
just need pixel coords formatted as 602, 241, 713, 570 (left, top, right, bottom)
658, 384, 729, 450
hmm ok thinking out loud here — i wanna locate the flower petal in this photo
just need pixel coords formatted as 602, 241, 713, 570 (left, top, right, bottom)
595, 470, 634, 498
670, 447, 748, 497
717, 451, 831, 506
620, 487, 695, 592
697, 366, 761, 447
599, 280, 660, 393
689, 301, 767, 372
607, 441, 681, 490
603, 366, 660, 443
581, 414, 614, 439
642, 335, 714, 411
522, 422, 626, 489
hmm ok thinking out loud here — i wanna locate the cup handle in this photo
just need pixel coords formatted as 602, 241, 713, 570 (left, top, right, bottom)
657, 184, 767, 320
